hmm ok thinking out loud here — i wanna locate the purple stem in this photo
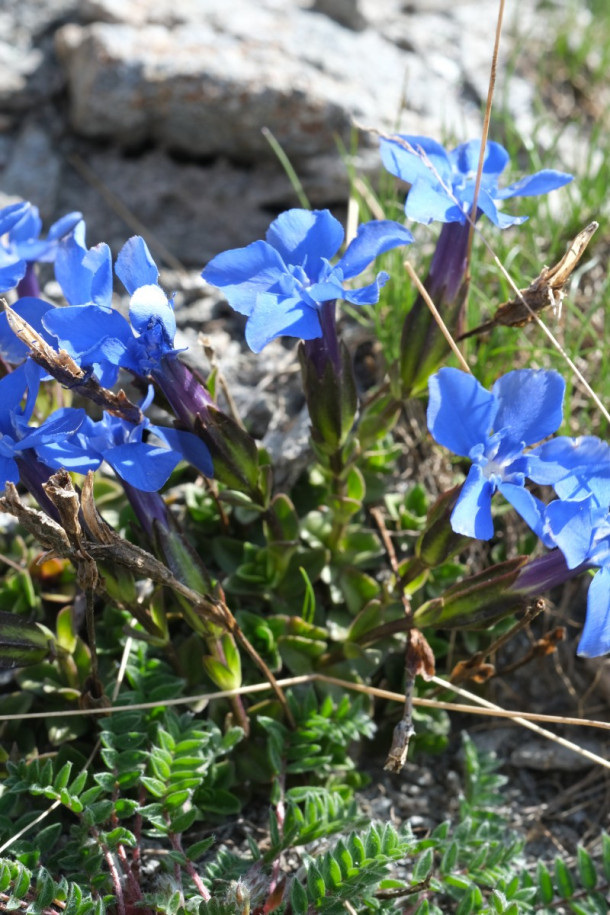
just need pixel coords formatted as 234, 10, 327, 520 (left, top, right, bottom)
16, 263, 41, 299
120, 479, 171, 540
425, 220, 471, 304
303, 299, 339, 375
15, 453, 60, 521
154, 357, 213, 428
513, 549, 589, 595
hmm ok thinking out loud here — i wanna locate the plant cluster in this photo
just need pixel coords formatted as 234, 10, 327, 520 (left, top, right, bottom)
0, 82, 607, 913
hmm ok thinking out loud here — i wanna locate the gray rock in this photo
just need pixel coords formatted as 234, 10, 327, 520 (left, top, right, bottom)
55, 147, 344, 264
54, 1, 478, 161
310, 0, 368, 32
1, 122, 61, 219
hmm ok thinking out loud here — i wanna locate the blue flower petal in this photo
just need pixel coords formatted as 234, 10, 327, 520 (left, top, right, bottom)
428, 368, 497, 456
0, 455, 19, 491
544, 497, 597, 569
450, 140, 509, 179
266, 209, 344, 278
116, 236, 159, 295
19, 407, 86, 450
529, 436, 610, 507
379, 134, 453, 186
498, 482, 550, 545
495, 170, 573, 200
492, 369, 565, 445
129, 284, 176, 342
337, 220, 413, 279
245, 293, 321, 352
0, 256, 26, 293
343, 272, 389, 305
451, 464, 495, 539
47, 212, 83, 241
0, 202, 30, 237
577, 567, 610, 657
85, 243, 113, 308
0, 364, 33, 429
202, 240, 287, 315
43, 305, 133, 360
8, 205, 42, 246
54, 224, 89, 305
40, 439, 103, 473
475, 187, 527, 228
104, 442, 180, 491
405, 181, 461, 224
151, 426, 213, 478
0, 297, 55, 363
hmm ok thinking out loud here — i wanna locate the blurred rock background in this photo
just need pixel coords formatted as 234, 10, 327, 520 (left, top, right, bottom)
0, 0, 579, 263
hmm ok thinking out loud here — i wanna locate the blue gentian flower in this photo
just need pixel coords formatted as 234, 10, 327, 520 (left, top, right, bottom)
201, 208, 413, 352
544, 487, 610, 657
379, 135, 572, 227
42, 236, 180, 384
0, 202, 82, 294
41, 391, 213, 492
427, 367, 566, 539
0, 362, 86, 491
54, 220, 113, 308
0, 297, 57, 367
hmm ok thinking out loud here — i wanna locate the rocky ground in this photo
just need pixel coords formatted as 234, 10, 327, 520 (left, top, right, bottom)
1, 0, 608, 876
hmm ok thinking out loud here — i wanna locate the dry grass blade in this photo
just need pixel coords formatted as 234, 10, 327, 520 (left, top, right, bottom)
460, 220, 599, 339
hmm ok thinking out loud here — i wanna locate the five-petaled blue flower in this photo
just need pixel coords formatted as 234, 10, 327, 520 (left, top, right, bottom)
42, 235, 180, 384
0, 362, 86, 491
41, 390, 213, 492
525, 436, 610, 657
427, 367, 566, 540
201, 208, 413, 352
0, 202, 82, 293
379, 136, 573, 228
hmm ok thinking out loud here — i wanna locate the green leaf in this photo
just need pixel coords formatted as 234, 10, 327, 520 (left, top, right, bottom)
536, 861, 554, 904
554, 857, 574, 898
187, 837, 215, 861
490, 889, 507, 913
306, 862, 325, 901
13, 864, 31, 899
602, 832, 610, 882
455, 885, 482, 915
413, 847, 434, 882
34, 868, 56, 910
83, 800, 114, 827
290, 878, 308, 915
577, 845, 597, 890
140, 776, 166, 798
169, 808, 198, 834
69, 771, 87, 797
440, 840, 459, 875
53, 762, 72, 792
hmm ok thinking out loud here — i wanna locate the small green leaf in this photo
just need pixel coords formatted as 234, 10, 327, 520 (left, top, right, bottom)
306, 862, 325, 901
140, 776, 166, 798
441, 840, 459, 875
35, 870, 57, 910
13, 864, 31, 899
577, 845, 597, 890
290, 878, 308, 915
536, 861, 553, 904
554, 857, 574, 898
169, 808, 198, 834
490, 889, 507, 913
187, 837, 215, 861
53, 762, 72, 791
413, 846, 434, 882
602, 832, 610, 882
69, 771, 87, 797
